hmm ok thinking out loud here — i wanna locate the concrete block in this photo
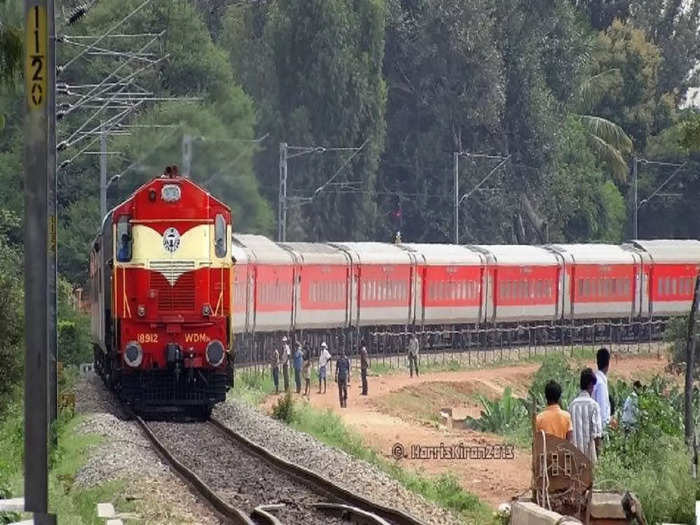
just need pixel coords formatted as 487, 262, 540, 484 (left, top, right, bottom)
96, 502, 115, 518
7, 520, 33, 525
511, 501, 582, 525
590, 492, 626, 519
105, 520, 124, 525
0, 498, 24, 512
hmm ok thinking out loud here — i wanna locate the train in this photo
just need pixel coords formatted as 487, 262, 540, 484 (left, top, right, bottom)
231, 236, 700, 352
89, 167, 233, 417
90, 170, 700, 414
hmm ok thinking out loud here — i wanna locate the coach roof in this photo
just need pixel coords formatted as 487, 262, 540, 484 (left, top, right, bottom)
470, 245, 558, 266
280, 242, 348, 264
548, 244, 636, 265
401, 243, 484, 265
233, 234, 293, 264
331, 242, 413, 265
628, 239, 700, 264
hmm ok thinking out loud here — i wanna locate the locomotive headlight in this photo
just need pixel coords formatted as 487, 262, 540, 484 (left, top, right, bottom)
202, 304, 212, 317
205, 340, 225, 368
137, 304, 146, 317
124, 341, 143, 368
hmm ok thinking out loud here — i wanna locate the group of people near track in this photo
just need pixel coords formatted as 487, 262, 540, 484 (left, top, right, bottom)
535, 347, 642, 463
268, 333, 423, 407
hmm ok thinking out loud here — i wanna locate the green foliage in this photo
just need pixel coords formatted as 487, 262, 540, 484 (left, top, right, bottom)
466, 387, 528, 434
225, 0, 387, 241
681, 115, 700, 151
57, 278, 92, 366
271, 391, 295, 423
528, 354, 579, 410
596, 378, 696, 524
546, 117, 626, 242
0, 235, 22, 402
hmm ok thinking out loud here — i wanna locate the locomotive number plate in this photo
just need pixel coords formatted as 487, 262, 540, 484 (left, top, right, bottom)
137, 333, 159, 344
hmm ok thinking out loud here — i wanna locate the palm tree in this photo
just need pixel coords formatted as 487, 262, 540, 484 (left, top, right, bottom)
576, 69, 634, 182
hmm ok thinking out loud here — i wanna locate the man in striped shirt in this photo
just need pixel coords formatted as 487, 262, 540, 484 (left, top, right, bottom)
569, 368, 603, 463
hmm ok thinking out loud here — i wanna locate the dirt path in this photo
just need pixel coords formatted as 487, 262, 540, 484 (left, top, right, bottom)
263, 354, 668, 507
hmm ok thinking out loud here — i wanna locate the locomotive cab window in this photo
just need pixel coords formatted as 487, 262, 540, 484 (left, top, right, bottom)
215, 214, 227, 258
116, 216, 132, 262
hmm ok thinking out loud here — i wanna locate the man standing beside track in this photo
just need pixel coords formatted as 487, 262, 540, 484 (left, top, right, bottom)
293, 342, 304, 394
318, 342, 331, 394
270, 346, 280, 394
592, 347, 611, 430
359, 340, 369, 396
408, 332, 420, 377
281, 336, 291, 392
336, 350, 350, 408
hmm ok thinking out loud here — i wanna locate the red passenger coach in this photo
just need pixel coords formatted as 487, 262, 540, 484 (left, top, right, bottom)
472, 245, 560, 322
282, 243, 351, 330
629, 240, 700, 317
402, 244, 485, 325
89, 168, 233, 416
549, 244, 638, 320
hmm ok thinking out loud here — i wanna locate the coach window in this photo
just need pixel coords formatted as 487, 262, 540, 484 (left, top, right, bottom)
116, 216, 132, 262
215, 214, 227, 257
672, 278, 678, 296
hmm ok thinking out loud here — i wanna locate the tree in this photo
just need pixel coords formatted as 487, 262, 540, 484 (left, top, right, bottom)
590, 19, 674, 151
575, 69, 633, 182
681, 115, 700, 151
223, 0, 387, 241
544, 117, 626, 242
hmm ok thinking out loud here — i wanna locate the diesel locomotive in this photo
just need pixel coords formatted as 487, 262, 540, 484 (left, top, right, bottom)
89, 167, 233, 417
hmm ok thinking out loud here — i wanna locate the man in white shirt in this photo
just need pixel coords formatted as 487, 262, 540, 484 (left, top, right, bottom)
318, 342, 331, 394
592, 347, 611, 429
281, 336, 291, 392
569, 368, 603, 463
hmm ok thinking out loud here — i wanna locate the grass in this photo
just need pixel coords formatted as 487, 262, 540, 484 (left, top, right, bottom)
291, 402, 496, 524
230, 368, 276, 405
0, 376, 140, 524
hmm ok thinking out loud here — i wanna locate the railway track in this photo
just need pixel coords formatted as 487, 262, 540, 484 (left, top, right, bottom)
134, 414, 425, 525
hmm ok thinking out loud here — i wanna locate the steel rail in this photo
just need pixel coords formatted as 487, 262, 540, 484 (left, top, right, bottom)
208, 417, 427, 525
133, 414, 255, 525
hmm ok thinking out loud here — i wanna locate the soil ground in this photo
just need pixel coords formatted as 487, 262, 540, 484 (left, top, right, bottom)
262, 353, 670, 507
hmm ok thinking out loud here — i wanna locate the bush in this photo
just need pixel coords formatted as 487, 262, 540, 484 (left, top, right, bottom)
466, 387, 528, 434
528, 354, 579, 410
271, 392, 294, 423
0, 239, 23, 403
57, 278, 92, 366
597, 377, 698, 524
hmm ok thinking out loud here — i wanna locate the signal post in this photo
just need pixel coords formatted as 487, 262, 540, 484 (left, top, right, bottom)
24, 0, 57, 522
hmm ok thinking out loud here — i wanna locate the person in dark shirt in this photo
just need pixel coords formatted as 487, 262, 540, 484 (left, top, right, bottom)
359, 340, 369, 396
335, 350, 351, 408
293, 342, 303, 394
117, 234, 130, 262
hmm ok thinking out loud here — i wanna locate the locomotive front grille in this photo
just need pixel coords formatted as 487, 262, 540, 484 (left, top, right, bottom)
150, 260, 196, 311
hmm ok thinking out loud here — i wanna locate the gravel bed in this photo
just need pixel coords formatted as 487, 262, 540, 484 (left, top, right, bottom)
149, 421, 346, 524
74, 373, 221, 524
214, 401, 463, 525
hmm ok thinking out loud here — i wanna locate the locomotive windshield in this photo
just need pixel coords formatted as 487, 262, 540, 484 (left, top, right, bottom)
215, 214, 227, 258
116, 215, 132, 262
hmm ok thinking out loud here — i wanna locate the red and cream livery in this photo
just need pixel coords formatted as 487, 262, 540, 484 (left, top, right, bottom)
90, 167, 233, 415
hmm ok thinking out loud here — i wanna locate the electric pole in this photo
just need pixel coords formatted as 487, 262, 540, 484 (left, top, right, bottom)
278, 142, 288, 242
182, 133, 192, 178
100, 121, 107, 219
453, 152, 459, 244
633, 156, 638, 239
